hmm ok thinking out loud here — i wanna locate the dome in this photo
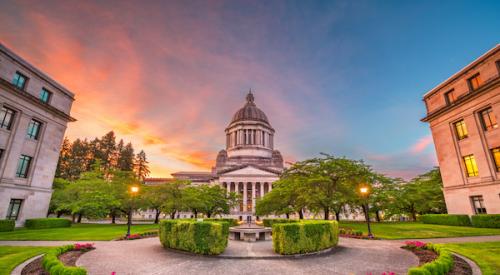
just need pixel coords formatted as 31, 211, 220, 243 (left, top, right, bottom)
230, 92, 270, 125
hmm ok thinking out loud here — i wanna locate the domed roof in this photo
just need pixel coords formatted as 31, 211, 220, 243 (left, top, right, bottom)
230, 91, 270, 125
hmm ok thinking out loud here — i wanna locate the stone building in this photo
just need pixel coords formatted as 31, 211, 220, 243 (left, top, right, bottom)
141, 92, 284, 221
0, 43, 75, 225
422, 44, 500, 215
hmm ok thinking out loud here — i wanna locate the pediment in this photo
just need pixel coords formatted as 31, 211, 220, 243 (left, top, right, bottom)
218, 165, 280, 176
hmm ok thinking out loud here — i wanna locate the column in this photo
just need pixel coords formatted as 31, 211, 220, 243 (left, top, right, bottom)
243, 182, 247, 213
269, 182, 273, 192
251, 182, 256, 213
226, 182, 230, 194
260, 182, 264, 198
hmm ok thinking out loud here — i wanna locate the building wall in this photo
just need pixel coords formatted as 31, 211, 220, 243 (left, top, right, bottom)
424, 45, 500, 215
0, 44, 74, 225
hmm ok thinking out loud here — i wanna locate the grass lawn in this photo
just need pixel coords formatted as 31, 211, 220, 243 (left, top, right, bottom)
0, 223, 159, 241
438, 242, 500, 275
0, 246, 54, 275
339, 221, 500, 239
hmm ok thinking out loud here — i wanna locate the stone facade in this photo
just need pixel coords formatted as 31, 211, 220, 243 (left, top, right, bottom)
422, 44, 500, 215
0, 43, 75, 225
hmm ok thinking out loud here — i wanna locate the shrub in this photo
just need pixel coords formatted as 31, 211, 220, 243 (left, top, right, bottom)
0, 220, 15, 232
25, 218, 71, 229
420, 214, 471, 226
272, 220, 339, 255
263, 218, 300, 227
407, 243, 454, 275
42, 245, 87, 275
159, 220, 229, 255
471, 214, 500, 228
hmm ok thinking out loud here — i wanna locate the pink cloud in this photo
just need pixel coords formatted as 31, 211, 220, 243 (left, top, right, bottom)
409, 135, 433, 155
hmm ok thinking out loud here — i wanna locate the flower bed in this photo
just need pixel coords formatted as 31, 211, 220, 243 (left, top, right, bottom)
403, 241, 472, 275
41, 243, 94, 274
272, 220, 339, 255
159, 220, 229, 255
339, 227, 379, 239
118, 230, 158, 240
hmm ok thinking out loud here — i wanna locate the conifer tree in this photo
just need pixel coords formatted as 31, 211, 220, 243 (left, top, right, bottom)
135, 150, 150, 181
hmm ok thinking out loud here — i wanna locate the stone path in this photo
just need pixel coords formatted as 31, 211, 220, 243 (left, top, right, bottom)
75, 238, 418, 275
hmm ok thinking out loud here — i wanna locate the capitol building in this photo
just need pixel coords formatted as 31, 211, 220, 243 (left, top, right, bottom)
144, 91, 284, 221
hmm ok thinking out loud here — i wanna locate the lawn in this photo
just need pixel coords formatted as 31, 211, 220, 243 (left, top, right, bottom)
339, 221, 500, 239
0, 246, 54, 275
0, 223, 159, 241
438, 242, 500, 275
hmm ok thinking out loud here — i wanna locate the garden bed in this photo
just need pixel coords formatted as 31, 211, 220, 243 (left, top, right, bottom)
21, 243, 93, 275
402, 241, 472, 275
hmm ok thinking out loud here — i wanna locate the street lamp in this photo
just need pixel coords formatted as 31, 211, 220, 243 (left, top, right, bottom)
359, 186, 373, 238
126, 185, 139, 238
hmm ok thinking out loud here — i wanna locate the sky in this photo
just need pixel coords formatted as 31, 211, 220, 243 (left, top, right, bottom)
1, 0, 499, 179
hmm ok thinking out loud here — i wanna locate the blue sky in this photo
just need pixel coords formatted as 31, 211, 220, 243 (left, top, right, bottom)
1, 0, 499, 178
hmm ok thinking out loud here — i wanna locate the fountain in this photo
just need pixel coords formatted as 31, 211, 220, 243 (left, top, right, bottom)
228, 220, 272, 242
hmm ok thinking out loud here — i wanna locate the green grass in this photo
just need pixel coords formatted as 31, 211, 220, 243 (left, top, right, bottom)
438, 242, 500, 275
339, 221, 500, 239
0, 223, 159, 241
0, 246, 54, 275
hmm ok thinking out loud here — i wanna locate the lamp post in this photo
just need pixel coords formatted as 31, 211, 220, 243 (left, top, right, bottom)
126, 185, 139, 238
360, 186, 373, 238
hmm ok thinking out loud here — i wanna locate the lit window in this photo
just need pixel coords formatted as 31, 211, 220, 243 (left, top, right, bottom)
26, 119, 42, 140
479, 108, 497, 131
0, 107, 16, 130
492, 147, 500, 172
454, 120, 468, 140
444, 90, 455, 105
6, 199, 23, 220
468, 74, 482, 91
470, 196, 487, 214
40, 88, 52, 103
12, 72, 28, 90
16, 155, 32, 178
463, 155, 479, 177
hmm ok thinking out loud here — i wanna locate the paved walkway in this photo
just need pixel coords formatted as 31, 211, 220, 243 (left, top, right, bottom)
75, 238, 418, 275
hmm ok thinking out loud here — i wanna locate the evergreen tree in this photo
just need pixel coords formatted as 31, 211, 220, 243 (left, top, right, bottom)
118, 142, 135, 171
99, 131, 118, 170
55, 137, 71, 179
135, 150, 150, 181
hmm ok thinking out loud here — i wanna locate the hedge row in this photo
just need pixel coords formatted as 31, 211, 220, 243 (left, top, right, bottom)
0, 220, 15, 232
420, 214, 471, 226
25, 218, 71, 229
272, 220, 339, 255
263, 218, 300, 228
42, 245, 87, 275
471, 214, 500, 228
201, 218, 238, 227
407, 244, 454, 275
420, 214, 500, 228
159, 220, 229, 255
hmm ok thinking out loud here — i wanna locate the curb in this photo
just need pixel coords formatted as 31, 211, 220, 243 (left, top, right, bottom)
451, 252, 482, 275
10, 253, 44, 275
163, 245, 342, 260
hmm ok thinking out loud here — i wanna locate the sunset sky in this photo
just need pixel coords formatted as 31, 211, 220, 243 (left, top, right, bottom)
1, 0, 499, 179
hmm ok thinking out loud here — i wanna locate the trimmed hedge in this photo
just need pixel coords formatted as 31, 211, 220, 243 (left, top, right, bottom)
159, 220, 229, 255
202, 218, 238, 227
272, 220, 339, 255
263, 218, 300, 228
420, 214, 471, 226
25, 218, 71, 229
471, 214, 500, 228
407, 244, 454, 275
42, 245, 87, 275
0, 219, 15, 232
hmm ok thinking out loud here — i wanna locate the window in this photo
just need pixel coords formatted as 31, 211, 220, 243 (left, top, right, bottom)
15, 155, 32, 178
492, 147, 500, 172
26, 119, 42, 140
0, 106, 16, 130
444, 89, 455, 105
12, 72, 28, 90
479, 108, 498, 131
40, 88, 52, 103
0, 149, 4, 160
454, 120, 468, 140
463, 155, 479, 177
6, 199, 23, 220
468, 74, 482, 91
470, 196, 487, 214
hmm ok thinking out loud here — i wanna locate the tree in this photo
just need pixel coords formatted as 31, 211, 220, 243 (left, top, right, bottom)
118, 142, 135, 171
255, 177, 305, 219
135, 150, 150, 181
141, 183, 173, 223
160, 180, 188, 219
48, 178, 71, 217
197, 185, 238, 218
55, 137, 71, 179
98, 131, 118, 171
182, 186, 204, 218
